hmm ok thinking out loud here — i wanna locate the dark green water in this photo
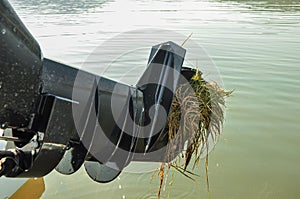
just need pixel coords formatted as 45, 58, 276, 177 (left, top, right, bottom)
6, 0, 300, 198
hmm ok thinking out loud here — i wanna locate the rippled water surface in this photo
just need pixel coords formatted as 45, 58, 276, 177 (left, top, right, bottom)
7, 0, 300, 198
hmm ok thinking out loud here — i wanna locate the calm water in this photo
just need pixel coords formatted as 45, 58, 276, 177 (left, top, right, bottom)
7, 0, 300, 198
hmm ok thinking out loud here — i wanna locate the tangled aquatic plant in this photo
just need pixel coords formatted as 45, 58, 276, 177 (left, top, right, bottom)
156, 69, 232, 199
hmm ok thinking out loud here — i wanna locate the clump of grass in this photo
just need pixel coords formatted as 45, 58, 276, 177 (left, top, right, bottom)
156, 69, 232, 199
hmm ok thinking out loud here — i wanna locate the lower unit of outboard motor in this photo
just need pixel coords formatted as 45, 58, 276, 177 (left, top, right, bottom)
0, 0, 196, 183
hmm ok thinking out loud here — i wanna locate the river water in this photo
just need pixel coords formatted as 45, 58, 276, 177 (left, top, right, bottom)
7, 0, 300, 198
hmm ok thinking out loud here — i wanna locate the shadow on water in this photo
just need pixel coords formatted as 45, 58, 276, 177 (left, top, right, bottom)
218, 0, 300, 12
13, 0, 110, 14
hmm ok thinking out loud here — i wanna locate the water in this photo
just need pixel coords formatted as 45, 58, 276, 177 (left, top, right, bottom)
7, 0, 300, 198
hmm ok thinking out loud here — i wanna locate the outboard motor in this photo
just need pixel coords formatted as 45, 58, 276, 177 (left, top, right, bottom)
0, 0, 196, 182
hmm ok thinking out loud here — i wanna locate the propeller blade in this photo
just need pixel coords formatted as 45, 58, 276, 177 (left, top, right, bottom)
84, 161, 121, 183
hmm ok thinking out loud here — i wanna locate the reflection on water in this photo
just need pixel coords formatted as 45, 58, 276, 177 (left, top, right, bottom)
13, 0, 108, 14
220, 0, 300, 12
5, 0, 300, 198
